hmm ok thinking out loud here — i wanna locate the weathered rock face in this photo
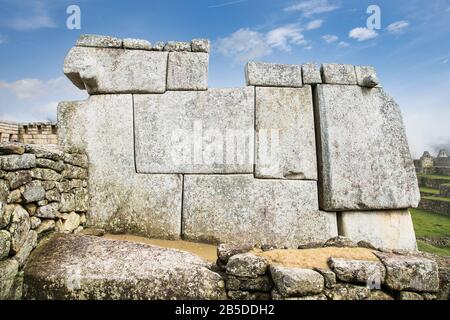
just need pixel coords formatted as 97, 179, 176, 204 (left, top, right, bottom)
0, 230, 11, 260
270, 266, 324, 297
226, 254, 269, 278
314, 85, 420, 211
23, 234, 225, 300
255, 86, 317, 180
182, 175, 338, 247
0, 258, 19, 300
134, 88, 254, 174
8, 205, 31, 254
321, 64, 357, 85
302, 63, 322, 84
328, 258, 385, 285
167, 52, 209, 90
58, 96, 182, 239
324, 283, 370, 300
338, 210, 417, 250
375, 253, 439, 292
246, 61, 303, 87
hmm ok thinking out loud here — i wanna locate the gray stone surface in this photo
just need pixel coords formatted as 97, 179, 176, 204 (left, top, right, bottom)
328, 257, 386, 285
8, 205, 30, 254
339, 210, 418, 250
313, 268, 336, 288
246, 61, 302, 87
164, 41, 191, 52
36, 202, 59, 219
226, 253, 269, 278
324, 283, 370, 300
396, 291, 424, 300
0, 143, 25, 155
0, 258, 19, 300
30, 168, 61, 181
60, 188, 88, 213
255, 86, 317, 180
13, 230, 37, 267
35, 219, 55, 235
63, 153, 88, 168
217, 243, 253, 264
152, 41, 165, 51
62, 163, 88, 179
1, 154, 36, 171
321, 64, 357, 84
22, 181, 45, 203
375, 252, 439, 292
323, 236, 358, 248
355, 66, 379, 87
64, 47, 168, 94
45, 188, 61, 202
36, 158, 64, 172
0, 204, 13, 229
270, 266, 324, 297
76, 34, 122, 48
134, 88, 254, 174
123, 38, 151, 50
58, 96, 182, 239
226, 275, 273, 292
0, 230, 11, 260
167, 52, 209, 90
314, 85, 420, 210
23, 234, 225, 300
182, 175, 338, 247
302, 63, 322, 84
191, 39, 210, 53
5, 171, 32, 189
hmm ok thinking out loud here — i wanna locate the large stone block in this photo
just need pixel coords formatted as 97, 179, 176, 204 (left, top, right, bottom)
167, 52, 209, 90
58, 95, 182, 239
64, 47, 168, 94
338, 210, 417, 250
246, 61, 302, 87
321, 64, 357, 85
182, 175, 338, 247
314, 85, 420, 211
134, 88, 254, 174
255, 86, 317, 180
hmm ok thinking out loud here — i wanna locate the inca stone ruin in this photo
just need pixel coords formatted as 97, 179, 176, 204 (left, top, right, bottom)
2, 35, 447, 301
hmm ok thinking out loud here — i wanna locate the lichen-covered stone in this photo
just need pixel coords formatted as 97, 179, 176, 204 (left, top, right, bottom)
152, 41, 165, 51
314, 268, 336, 288
123, 38, 151, 50
182, 175, 338, 247
302, 63, 322, 84
396, 291, 424, 300
7, 189, 21, 204
22, 181, 45, 203
0, 204, 13, 229
35, 219, 55, 235
31, 168, 61, 181
270, 266, 324, 297
321, 63, 357, 84
191, 39, 210, 53
30, 217, 41, 229
217, 243, 254, 264
13, 230, 37, 267
355, 66, 379, 88
76, 34, 122, 48
134, 88, 254, 174
314, 85, 420, 210
226, 275, 273, 292
246, 61, 303, 87
167, 52, 209, 90
0, 230, 11, 260
323, 236, 358, 248
5, 171, 32, 189
8, 205, 30, 254
164, 41, 191, 52
227, 290, 270, 300
45, 188, 61, 202
339, 210, 418, 251
328, 257, 386, 285
36, 202, 59, 219
62, 164, 87, 180
226, 254, 268, 278
36, 158, 65, 172
255, 86, 317, 180
59, 188, 88, 213
64, 47, 168, 94
366, 291, 394, 300
25, 144, 63, 161
56, 212, 80, 233
63, 153, 88, 168
23, 234, 225, 300
0, 258, 19, 300
1, 154, 36, 171
375, 253, 439, 293
324, 283, 370, 300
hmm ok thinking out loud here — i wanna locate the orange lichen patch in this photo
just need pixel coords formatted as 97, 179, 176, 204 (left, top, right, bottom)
253, 247, 379, 270
103, 234, 218, 262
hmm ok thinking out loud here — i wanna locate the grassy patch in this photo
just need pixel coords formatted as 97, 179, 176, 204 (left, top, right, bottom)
422, 196, 450, 203
410, 208, 450, 238
417, 174, 450, 181
420, 187, 440, 195
417, 240, 450, 257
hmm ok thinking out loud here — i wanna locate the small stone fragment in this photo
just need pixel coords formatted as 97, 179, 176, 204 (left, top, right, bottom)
76, 34, 122, 48
164, 41, 192, 52
30, 217, 41, 230
323, 236, 358, 248
123, 38, 152, 50
246, 61, 303, 87
191, 39, 210, 53
355, 66, 379, 88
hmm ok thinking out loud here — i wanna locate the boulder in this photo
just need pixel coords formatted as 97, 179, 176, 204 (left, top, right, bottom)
246, 61, 303, 87
226, 254, 269, 278
328, 257, 386, 285
270, 266, 324, 297
23, 234, 225, 300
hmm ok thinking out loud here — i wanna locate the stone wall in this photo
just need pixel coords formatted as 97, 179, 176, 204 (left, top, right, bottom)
58, 34, 419, 251
217, 238, 447, 301
0, 143, 88, 299
0, 121, 58, 145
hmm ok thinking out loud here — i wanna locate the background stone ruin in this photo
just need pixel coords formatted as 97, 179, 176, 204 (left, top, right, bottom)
0, 121, 58, 145
58, 34, 420, 251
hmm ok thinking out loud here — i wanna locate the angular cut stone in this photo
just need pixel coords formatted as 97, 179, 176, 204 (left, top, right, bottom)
23, 234, 225, 300
339, 210, 418, 250
8, 205, 30, 254
76, 34, 122, 48
302, 63, 322, 84
270, 266, 324, 297
167, 52, 209, 90
191, 39, 210, 53
321, 64, 357, 84
64, 47, 168, 94
255, 86, 317, 180
134, 88, 254, 174
314, 85, 420, 210
183, 175, 338, 247
1, 154, 36, 171
328, 258, 386, 285
246, 61, 302, 87
164, 41, 191, 52
375, 253, 439, 293
123, 38, 151, 50
23, 181, 46, 203
226, 254, 269, 278
58, 96, 182, 239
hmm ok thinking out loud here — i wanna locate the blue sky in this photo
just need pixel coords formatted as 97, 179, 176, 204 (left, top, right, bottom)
0, 0, 449, 157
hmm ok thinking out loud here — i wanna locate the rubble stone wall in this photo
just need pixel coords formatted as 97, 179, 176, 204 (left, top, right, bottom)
0, 121, 58, 145
0, 143, 88, 299
58, 35, 420, 251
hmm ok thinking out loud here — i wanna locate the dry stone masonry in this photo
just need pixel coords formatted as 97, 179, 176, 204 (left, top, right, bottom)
58, 34, 420, 251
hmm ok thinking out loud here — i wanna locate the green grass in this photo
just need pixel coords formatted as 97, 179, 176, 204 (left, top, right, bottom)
422, 196, 450, 203
417, 174, 450, 181
417, 241, 450, 256
420, 187, 440, 195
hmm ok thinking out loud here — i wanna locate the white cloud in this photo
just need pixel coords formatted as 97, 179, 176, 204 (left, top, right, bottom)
386, 21, 409, 34
0, 77, 72, 100
349, 27, 378, 41
338, 41, 350, 48
217, 25, 310, 61
305, 19, 323, 30
285, 0, 340, 16
322, 34, 338, 43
